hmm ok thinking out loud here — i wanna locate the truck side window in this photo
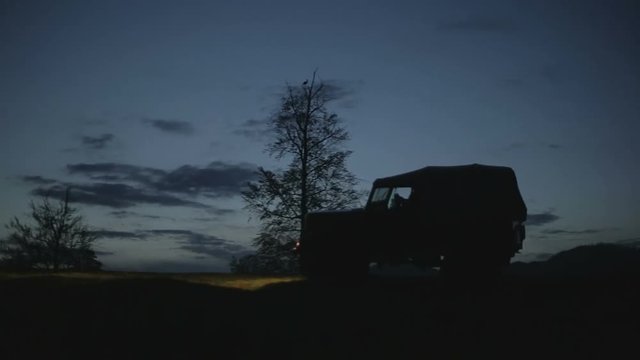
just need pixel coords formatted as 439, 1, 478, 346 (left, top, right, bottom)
388, 187, 412, 210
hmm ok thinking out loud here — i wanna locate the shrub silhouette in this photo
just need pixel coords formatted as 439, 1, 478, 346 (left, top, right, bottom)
0, 189, 101, 271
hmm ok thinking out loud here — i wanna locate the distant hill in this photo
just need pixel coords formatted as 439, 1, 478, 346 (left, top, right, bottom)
509, 243, 640, 278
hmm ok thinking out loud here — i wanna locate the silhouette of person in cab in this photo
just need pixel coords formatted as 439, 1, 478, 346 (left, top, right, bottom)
390, 193, 407, 210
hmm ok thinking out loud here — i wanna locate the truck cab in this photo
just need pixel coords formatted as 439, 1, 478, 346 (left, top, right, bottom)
299, 164, 527, 278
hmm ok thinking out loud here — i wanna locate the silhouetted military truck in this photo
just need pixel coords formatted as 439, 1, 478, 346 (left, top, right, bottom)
297, 164, 527, 278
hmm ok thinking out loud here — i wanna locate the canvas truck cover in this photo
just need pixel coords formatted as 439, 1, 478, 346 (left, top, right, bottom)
372, 164, 527, 222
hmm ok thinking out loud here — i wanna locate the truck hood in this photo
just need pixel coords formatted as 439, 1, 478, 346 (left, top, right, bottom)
307, 208, 365, 216
303, 208, 366, 240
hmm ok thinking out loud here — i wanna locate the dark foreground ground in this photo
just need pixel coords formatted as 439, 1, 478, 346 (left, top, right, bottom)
1, 271, 639, 359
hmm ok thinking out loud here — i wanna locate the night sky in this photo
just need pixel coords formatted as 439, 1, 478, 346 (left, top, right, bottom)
1, 0, 638, 272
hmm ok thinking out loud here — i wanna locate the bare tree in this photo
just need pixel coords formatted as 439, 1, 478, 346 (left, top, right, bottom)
240, 71, 360, 273
0, 189, 101, 271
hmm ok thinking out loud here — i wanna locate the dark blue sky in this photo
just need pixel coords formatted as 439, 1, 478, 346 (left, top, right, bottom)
1, 0, 639, 271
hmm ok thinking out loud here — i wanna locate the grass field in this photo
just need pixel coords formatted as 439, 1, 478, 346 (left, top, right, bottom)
1, 270, 639, 359
0, 271, 303, 290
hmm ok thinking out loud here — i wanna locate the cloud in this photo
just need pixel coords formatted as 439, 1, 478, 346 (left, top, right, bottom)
82, 133, 115, 149
147, 229, 196, 236
20, 175, 58, 185
156, 161, 257, 196
67, 163, 165, 185
437, 17, 517, 33
109, 208, 233, 220
31, 183, 209, 208
263, 77, 360, 112
88, 228, 251, 260
232, 119, 271, 140
143, 118, 194, 135
541, 228, 605, 235
321, 79, 361, 105
148, 229, 252, 259
68, 227, 252, 268
526, 211, 560, 226
90, 230, 146, 240
23, 161, 257, 209
205, 208, 236, 216
67, 161, 257, 198
178, 239, 250, 259
501, 142, 564, 152
108, 210, 172, 220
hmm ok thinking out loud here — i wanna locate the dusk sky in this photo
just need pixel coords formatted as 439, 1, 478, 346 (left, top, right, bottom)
1, 0, 638, 272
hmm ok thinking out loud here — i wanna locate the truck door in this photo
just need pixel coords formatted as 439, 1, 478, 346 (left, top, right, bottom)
366, 186, 416, 261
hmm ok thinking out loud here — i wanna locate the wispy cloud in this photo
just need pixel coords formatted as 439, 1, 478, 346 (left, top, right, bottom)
66, 161, 257, 198
67, 163, 165, 185
322, 79, 361, 108
82, 133, 115, 149
526, 211, 560, 226
501, 142, 564, 152
20, 175, 58, 185
541, 228, 606, 235
90, 230, 146, 240
31, 183, 209, 209
108, 208, 234, 220
205, 208, 236, 216
142, 118, 194, 135
156, 161, 256, 196
96, 228, 252, 260
232, 119, 270, 140
24, 161, 257, 209
147, 229, 196, 236
171, 230, 251, 259
108, 210, 172, 220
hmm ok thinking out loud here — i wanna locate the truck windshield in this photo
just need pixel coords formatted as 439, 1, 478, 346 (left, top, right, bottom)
369, 187, 391, 209
369, 187, 413, 210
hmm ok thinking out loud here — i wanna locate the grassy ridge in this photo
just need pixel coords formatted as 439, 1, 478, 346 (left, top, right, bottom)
1, 271, 639, 359
0, 271, 303, 290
